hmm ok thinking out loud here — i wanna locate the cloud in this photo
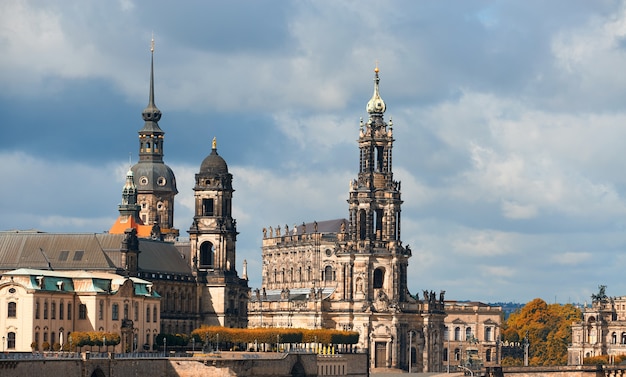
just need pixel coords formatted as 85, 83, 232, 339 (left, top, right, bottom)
550, 251, 593, 266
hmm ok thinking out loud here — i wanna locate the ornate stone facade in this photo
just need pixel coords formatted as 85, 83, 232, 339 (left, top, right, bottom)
443, 301, 502, 371
568, 294, 626, 365
248, 68, 447, 373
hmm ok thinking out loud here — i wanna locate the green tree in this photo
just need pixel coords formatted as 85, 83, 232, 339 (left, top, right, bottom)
501, 298, 581, 366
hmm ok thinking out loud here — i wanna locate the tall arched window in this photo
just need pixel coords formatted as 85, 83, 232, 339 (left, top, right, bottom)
373, 268, 384, 289
7, 302, 16, 318
324, 266, 334, 282
359, 210, 367, 240
112, 304, 119, 320
146, 306, 151, 323
7, 332, 15, 349
485, 327, 492, 342
454, 327, 461, 341
466, 327, 472, 340
200, 242, 214, 266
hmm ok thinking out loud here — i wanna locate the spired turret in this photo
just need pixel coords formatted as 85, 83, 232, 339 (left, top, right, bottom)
130, 37, 179, 241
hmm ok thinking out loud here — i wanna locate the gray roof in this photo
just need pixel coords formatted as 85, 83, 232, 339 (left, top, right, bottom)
293, 218, 347, 234
250, 287, 335, 302
0, 231, 118, 271
0, 231, 193, 277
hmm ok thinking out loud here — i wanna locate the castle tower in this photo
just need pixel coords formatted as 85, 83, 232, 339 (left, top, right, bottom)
188, 138, 249, 327
130, 38, 179, 241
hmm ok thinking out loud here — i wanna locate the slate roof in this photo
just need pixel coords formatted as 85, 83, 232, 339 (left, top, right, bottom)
0, 231, 193, 277
249, 287, 335, 302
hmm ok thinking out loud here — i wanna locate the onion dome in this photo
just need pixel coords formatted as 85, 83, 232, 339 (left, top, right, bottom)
366, 66, 386, 114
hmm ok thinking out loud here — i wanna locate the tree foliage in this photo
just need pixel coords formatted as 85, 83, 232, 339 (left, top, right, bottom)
190, 326, 359, 347
501, 298, 581, 366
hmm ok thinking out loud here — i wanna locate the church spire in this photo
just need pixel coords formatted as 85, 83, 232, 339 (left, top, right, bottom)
366, 65, 386, 115
138, 36, 164, 163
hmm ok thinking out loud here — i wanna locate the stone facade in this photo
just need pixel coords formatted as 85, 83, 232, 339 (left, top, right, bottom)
568, 295, 626, 365
443, 301, 502, 371
248, 68, 447, 373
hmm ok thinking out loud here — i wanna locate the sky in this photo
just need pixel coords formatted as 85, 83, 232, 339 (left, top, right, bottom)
3, 0, 626, 305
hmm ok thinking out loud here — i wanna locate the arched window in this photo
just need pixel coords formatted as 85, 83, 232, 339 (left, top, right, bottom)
112, 304, 119, 320
454, 327, 461, 341
51, 301, 56, 319
359, 210, 367, 240
99, 300, 104, 320
466, 327, 472, 340
486, 349, 492, 362
485, 327, 492, 342
146, 306, 151, 323
612, 332, 617, 344
59, 301, 64, 320
200, 242, 214, 266
373, 268, 384, 289
35, 300, 40, 319
621, 332, 626, 344
124, 303, 129, 319
454, 348, 461, 361
7, 302, 16, 318
153, 305, 157, 322
7, 332, 15, 350
324, 266, 334, 282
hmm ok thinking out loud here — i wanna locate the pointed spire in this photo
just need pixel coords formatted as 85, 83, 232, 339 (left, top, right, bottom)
142, 35, 162, 123
366, 64, 386, 115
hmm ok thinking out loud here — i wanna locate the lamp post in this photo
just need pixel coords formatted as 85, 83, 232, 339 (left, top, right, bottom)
216, 333, 219, 352
192, 337, 195, 352
103, 336, 106, 353
164, 337, 167, 357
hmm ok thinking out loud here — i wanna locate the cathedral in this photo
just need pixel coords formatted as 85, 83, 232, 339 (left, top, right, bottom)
247, 68, 447, 372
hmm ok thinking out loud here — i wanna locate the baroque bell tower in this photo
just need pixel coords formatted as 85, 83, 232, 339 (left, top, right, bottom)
347, 66, 409, 304
131, 38, 179, 241
188, 138, 249, 327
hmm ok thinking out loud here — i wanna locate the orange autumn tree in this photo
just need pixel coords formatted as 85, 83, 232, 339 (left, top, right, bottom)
502, 298, 581, 366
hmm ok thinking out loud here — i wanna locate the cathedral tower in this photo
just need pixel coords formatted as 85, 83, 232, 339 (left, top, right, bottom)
188, 138, 249, 327
347, 66, 409, 304
130, 38, 179, 241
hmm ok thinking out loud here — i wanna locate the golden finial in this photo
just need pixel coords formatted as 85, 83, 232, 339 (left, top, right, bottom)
151, 32, 155, 53
374, 60, 379, 73
212, 137, 217, 150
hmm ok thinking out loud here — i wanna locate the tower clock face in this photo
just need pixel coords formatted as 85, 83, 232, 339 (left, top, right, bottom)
139, 176, 148, 186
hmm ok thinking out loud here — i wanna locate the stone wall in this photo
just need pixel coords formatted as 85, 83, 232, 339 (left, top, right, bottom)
0, 352, 368, 377
499, 365, 605, 377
